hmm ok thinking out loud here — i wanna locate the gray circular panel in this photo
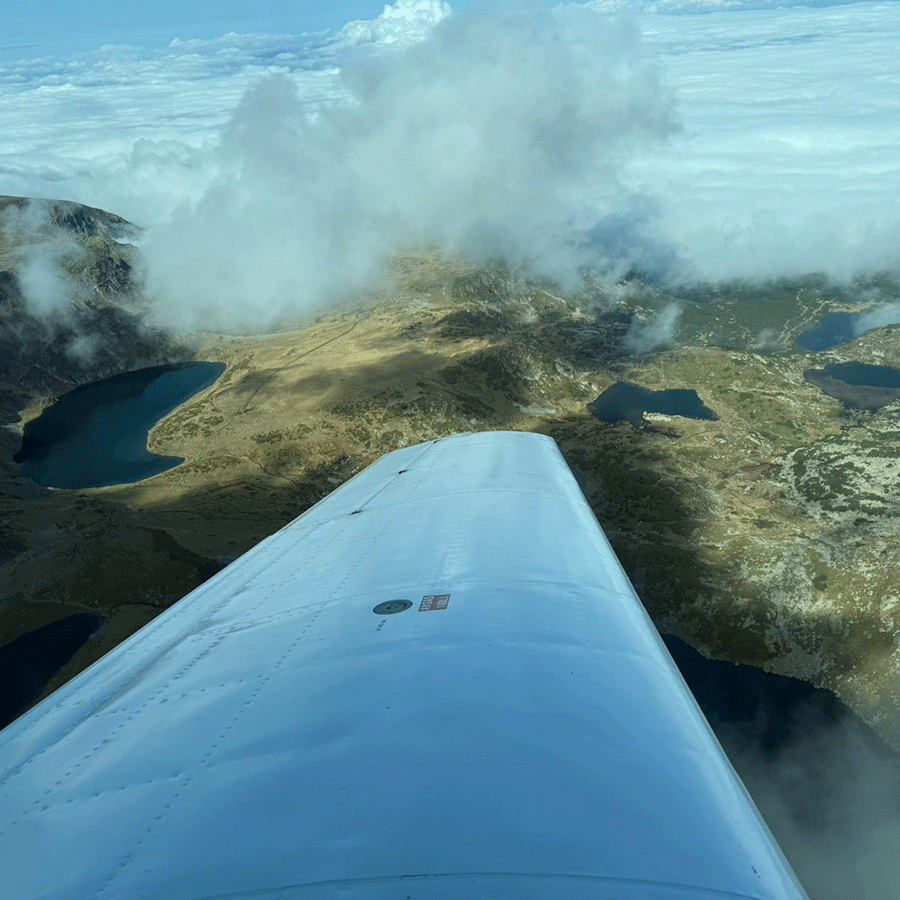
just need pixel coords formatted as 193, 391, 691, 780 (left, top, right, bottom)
373, 599, 413, 615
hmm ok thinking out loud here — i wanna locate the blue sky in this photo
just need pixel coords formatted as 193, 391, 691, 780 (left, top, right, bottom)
2, 1, 472, 56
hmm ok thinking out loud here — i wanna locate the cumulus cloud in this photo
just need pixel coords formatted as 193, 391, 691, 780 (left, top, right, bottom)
139, 2, 676, 332
340, 0, 453, 46
2, 0, 900, 326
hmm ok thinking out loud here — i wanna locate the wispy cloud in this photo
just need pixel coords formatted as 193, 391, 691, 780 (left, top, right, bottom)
0, 201, 85, 323
624, 302, 682, 352
854, 300, 900, 336
724, 702, 900, 900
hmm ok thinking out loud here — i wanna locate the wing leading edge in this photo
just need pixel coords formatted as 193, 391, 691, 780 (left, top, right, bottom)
0, 431, 809, 900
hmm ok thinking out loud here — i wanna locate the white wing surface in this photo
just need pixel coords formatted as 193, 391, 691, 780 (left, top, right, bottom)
0, 431, 809, 899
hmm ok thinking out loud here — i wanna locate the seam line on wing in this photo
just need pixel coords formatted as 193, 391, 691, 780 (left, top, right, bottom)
347, 439, 436, 512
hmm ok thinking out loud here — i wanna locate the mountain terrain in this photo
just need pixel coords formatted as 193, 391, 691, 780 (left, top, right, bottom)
2, 196, 899, 754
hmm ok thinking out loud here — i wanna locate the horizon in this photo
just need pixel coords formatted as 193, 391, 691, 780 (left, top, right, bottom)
1, 2, 465, 59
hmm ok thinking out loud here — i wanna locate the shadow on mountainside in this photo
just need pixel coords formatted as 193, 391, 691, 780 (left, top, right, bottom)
542, 412, 729, 646
0, 453, 356, 727
0, 277, 719, 730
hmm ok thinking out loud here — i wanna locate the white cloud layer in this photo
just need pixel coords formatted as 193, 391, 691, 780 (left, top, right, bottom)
1, 0, 899, 330
624, 0, 900, 282
340, 0, 453, 45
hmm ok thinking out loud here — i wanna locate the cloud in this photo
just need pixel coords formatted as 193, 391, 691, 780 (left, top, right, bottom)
0, 199, 154, 366
621, 0, 900, 283
0, 201, 84, 324
624, 302, 681, 352
139, 2, 676, 332
340, 0, 453, 46
1, 0, 899, 322
722, 704, 900, 900
0, 31, 348, 224
854, 300, 900, 337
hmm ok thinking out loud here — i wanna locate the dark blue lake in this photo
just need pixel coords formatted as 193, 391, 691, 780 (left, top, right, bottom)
796, 312, 859, 351
663, 634, 845, 755
804, 361, 900, 410
14, 362, 225, 488
806, 361, 900, 388
588, 381, 718, 427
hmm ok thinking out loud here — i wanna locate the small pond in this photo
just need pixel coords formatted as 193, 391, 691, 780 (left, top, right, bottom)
15, 362, 226, 488
588, 381, 718, 427
804, 361, 900, 410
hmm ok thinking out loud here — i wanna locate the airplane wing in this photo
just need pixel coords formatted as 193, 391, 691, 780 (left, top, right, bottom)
0, 431, 809, 899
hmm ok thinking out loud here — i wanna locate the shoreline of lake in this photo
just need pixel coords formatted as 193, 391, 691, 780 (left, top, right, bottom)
14, 361, 226, 489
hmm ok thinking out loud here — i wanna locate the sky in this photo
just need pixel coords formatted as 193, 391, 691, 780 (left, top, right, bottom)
1, 2, 444, 56
2, 0, 899, 330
